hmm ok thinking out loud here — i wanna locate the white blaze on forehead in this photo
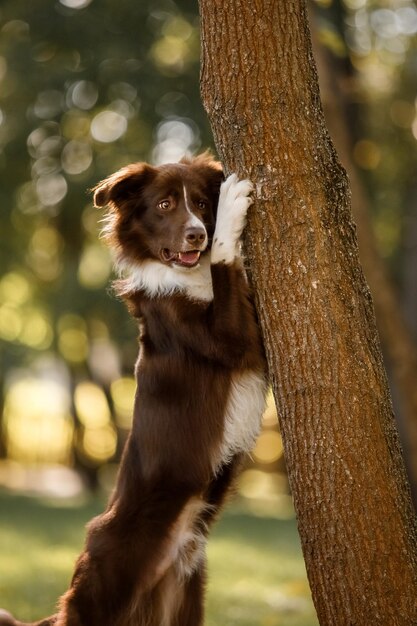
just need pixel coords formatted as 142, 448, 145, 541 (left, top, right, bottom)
182, 183, 206, 233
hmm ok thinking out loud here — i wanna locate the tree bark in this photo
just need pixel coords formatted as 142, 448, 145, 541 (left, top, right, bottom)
198, 1, 417, 624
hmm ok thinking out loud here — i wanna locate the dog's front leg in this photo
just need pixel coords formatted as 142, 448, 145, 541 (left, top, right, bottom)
211, 173, 253, 267
207, 173, 264, 366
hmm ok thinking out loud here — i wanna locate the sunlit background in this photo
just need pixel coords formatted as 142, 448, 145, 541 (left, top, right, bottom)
0, 0, 416, 623
0, 0, 291, 500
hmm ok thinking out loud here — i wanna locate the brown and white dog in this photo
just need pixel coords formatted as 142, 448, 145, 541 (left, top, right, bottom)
0, 153, 267, 626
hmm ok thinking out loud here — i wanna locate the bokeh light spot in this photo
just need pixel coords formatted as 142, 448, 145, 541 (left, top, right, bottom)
58, 328, 88, 363
28, 225, 63, 281
33, 90, 63, 120
78, 243, 112, 289
58, 315, 88, 363
75, 382, 111, 428
62, 140, 93, 175
110, 377, 136, 428
0, 306, 23, 342
262, 390, 279, 427
82, 424, 117, 462
36, 173, 68, 205
0, 272, 32, 305
67, 80, 98, 110
59, 0, 93, 8
91, 111, 127, 143
4, 378, 73, 464
152, 118, 199, 164
253, 431, 284, 465
19, 308, 53, 349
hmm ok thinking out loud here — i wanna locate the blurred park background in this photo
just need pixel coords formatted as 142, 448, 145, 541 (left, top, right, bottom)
0, 0, 416, 623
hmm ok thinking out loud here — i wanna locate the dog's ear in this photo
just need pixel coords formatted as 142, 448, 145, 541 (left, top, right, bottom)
93, 163, 156, 210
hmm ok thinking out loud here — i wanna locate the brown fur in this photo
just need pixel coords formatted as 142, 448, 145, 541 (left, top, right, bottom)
0, 154, 266, 626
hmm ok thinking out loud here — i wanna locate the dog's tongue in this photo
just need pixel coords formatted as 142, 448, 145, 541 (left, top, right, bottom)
178, 251, 200, 266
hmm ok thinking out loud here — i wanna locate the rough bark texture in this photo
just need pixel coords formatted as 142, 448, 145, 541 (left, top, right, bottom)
198, 1, 417, 624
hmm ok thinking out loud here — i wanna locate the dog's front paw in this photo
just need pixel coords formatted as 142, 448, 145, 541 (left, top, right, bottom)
211, 173, 254, 265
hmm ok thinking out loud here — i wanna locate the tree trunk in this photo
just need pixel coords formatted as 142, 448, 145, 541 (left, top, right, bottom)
198, 1, 417, 624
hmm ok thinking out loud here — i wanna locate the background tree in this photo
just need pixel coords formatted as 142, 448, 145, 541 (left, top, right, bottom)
311, 0, 417, 507
198, 0, 417, 623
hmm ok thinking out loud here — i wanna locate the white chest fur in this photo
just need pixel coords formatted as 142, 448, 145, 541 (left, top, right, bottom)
117, 254, 214, 302
214, 370, 267, 470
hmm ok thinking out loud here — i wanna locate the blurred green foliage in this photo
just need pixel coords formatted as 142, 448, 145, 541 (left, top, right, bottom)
315, 0, 417, 274
0, 0, 211, 366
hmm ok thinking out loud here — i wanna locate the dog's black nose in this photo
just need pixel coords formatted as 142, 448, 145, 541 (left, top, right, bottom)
185, 227, 206, 245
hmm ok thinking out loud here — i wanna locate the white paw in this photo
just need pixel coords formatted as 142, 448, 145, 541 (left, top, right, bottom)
211, 173, 254, 265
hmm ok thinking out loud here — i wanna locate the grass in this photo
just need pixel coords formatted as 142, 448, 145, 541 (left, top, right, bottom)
0, 490, 318, 626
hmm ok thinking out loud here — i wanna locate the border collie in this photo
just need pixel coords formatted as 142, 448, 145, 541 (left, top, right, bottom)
0, 153, 267, 626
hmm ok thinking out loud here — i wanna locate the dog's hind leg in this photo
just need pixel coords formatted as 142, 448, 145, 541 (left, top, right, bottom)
153, 462, 243, 626
140, 561, 205, 626
174, 565, 205, 626
53, 480, 204, 625
168, 460, 243, 626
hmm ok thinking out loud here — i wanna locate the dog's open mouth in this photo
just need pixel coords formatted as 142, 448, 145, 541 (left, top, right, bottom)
161, 248, 201, 268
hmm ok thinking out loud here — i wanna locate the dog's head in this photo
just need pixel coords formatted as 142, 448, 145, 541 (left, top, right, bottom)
93, 153, 223, 270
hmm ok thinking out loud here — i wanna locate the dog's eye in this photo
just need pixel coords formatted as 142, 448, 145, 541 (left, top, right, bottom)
158, 200, 171, 211
198, 201, 207, 210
